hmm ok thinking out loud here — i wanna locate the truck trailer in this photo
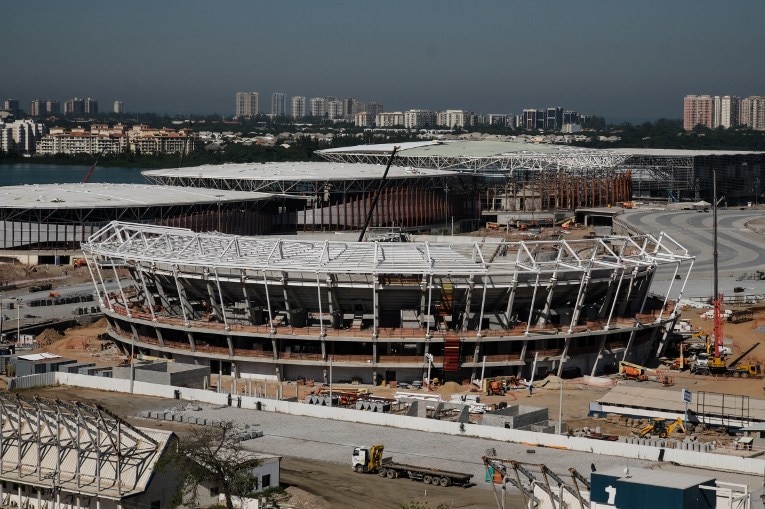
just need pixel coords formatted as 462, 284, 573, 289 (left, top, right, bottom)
352, 445, 472, 487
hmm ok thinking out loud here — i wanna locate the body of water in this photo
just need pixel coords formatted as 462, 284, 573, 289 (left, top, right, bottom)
0, 163, 150, 186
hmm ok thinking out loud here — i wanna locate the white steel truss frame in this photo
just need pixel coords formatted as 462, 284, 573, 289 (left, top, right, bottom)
84, 221, 693, 278
0, 393, 166, 499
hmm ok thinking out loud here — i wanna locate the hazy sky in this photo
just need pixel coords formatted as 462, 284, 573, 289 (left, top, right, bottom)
3, 1, 764, 122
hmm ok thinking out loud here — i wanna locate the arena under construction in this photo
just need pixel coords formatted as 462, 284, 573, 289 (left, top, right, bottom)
82, 221, 693, 384
320, 140, 765, 208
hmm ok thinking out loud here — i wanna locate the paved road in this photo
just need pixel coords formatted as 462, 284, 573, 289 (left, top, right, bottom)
154, 402, 765, 505
624, 209, 765, 299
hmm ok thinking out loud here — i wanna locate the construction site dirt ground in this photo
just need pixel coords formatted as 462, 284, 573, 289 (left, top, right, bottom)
18, 385, 509, 509
9, 268, 765, 506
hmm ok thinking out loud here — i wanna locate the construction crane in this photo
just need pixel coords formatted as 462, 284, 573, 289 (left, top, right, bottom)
82, 148, 106, 183
709, 171, 729, 371
357, 147, 398, 242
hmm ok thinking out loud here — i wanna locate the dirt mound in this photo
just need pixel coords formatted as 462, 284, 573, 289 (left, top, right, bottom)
283, 486, 331, 509
436, 381, 463, 394
90, 317, 108, 328
36, 328, 64, 346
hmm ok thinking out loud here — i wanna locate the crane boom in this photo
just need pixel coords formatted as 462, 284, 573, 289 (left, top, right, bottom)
82, 148, 106, 183
357, 147, 398, 242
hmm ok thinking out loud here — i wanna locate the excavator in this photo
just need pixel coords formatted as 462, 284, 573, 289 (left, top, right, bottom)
637, 417, 686, 439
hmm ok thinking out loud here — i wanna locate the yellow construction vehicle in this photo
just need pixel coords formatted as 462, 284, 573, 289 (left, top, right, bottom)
353, 445, 473, 486
352, 444, 384, 473
638, 418, 685, 438
665, 417, 686, 436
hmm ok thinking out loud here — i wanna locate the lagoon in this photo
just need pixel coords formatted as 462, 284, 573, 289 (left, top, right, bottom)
0, 163, 148, 187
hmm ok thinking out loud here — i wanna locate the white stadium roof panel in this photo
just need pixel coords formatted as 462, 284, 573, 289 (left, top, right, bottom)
142, 161, 452, 181
0, 183, 271, 209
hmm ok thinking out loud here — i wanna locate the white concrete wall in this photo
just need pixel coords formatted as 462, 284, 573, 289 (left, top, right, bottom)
48, 372, 765, 476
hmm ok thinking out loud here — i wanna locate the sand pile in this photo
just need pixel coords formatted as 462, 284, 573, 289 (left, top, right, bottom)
91, 317, 108, 328
36, 328, 64, 346
436, 381, 463, 395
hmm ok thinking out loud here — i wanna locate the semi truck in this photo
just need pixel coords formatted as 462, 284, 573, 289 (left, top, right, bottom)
352, 445, 473, 487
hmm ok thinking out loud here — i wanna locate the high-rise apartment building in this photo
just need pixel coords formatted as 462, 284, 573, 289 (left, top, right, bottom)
719, 96, 740, 129
354, 112, 373, 127
437, 110, 470, 129
366, 101, 383, 118
235, 92, 259, 117
685, 94, 744, 130
64, 98, 85, 116
309, 97, 327, 118
84, 98, 98, 115
46, 100, 60, 115
342, 98, 364, 120
376, 112, 405, 127
291, 96, 306, 119
404, 109, 436, 129
30, 100, 45, 117
113, 101, 124, 114
741, 96, 765, 131
683, 95, 715, 130
521, 109, 538, 130
271, 92, 286, 117
545, 107, 563, 131
2, 99, 20, 118
327, 100, 344, 120
0, 119, 46, 153
486, 114, 510, 127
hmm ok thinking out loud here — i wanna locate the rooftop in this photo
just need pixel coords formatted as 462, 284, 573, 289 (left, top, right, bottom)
142, 161, 452, 181
319, 140, 610, 157
0, 393, 174, 499
0, 183, 271, 209
611, 148, 765, 157
83, 221, 692, 276
597, 466, 716, 489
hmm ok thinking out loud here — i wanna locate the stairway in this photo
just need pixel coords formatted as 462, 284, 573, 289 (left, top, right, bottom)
442, 335, 461, 379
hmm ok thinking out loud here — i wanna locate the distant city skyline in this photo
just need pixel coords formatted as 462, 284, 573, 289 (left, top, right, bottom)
3, 1, 765, 123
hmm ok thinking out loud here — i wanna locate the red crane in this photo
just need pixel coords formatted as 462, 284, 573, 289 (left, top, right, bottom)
82, 148, 106, 184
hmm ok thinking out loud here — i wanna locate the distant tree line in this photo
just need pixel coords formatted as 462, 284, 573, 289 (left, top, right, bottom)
570, 119, 765, 150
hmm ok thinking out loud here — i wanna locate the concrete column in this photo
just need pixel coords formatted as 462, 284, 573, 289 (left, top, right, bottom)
591, 335, 608, 376
504, 275, 519, 328
537, 274, 558, 326
206, 277, 222, 321
372, 276, 379, 338
524, 273, 542, 335
461, 278, 475, 331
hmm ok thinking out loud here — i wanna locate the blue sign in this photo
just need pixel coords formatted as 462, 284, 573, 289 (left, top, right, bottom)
682, 389, 692, 404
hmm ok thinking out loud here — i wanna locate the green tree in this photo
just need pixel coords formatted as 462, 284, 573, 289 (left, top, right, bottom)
162, 421, 261, 509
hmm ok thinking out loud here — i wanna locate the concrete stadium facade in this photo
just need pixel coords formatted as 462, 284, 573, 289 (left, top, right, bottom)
83, 221, 693, 384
